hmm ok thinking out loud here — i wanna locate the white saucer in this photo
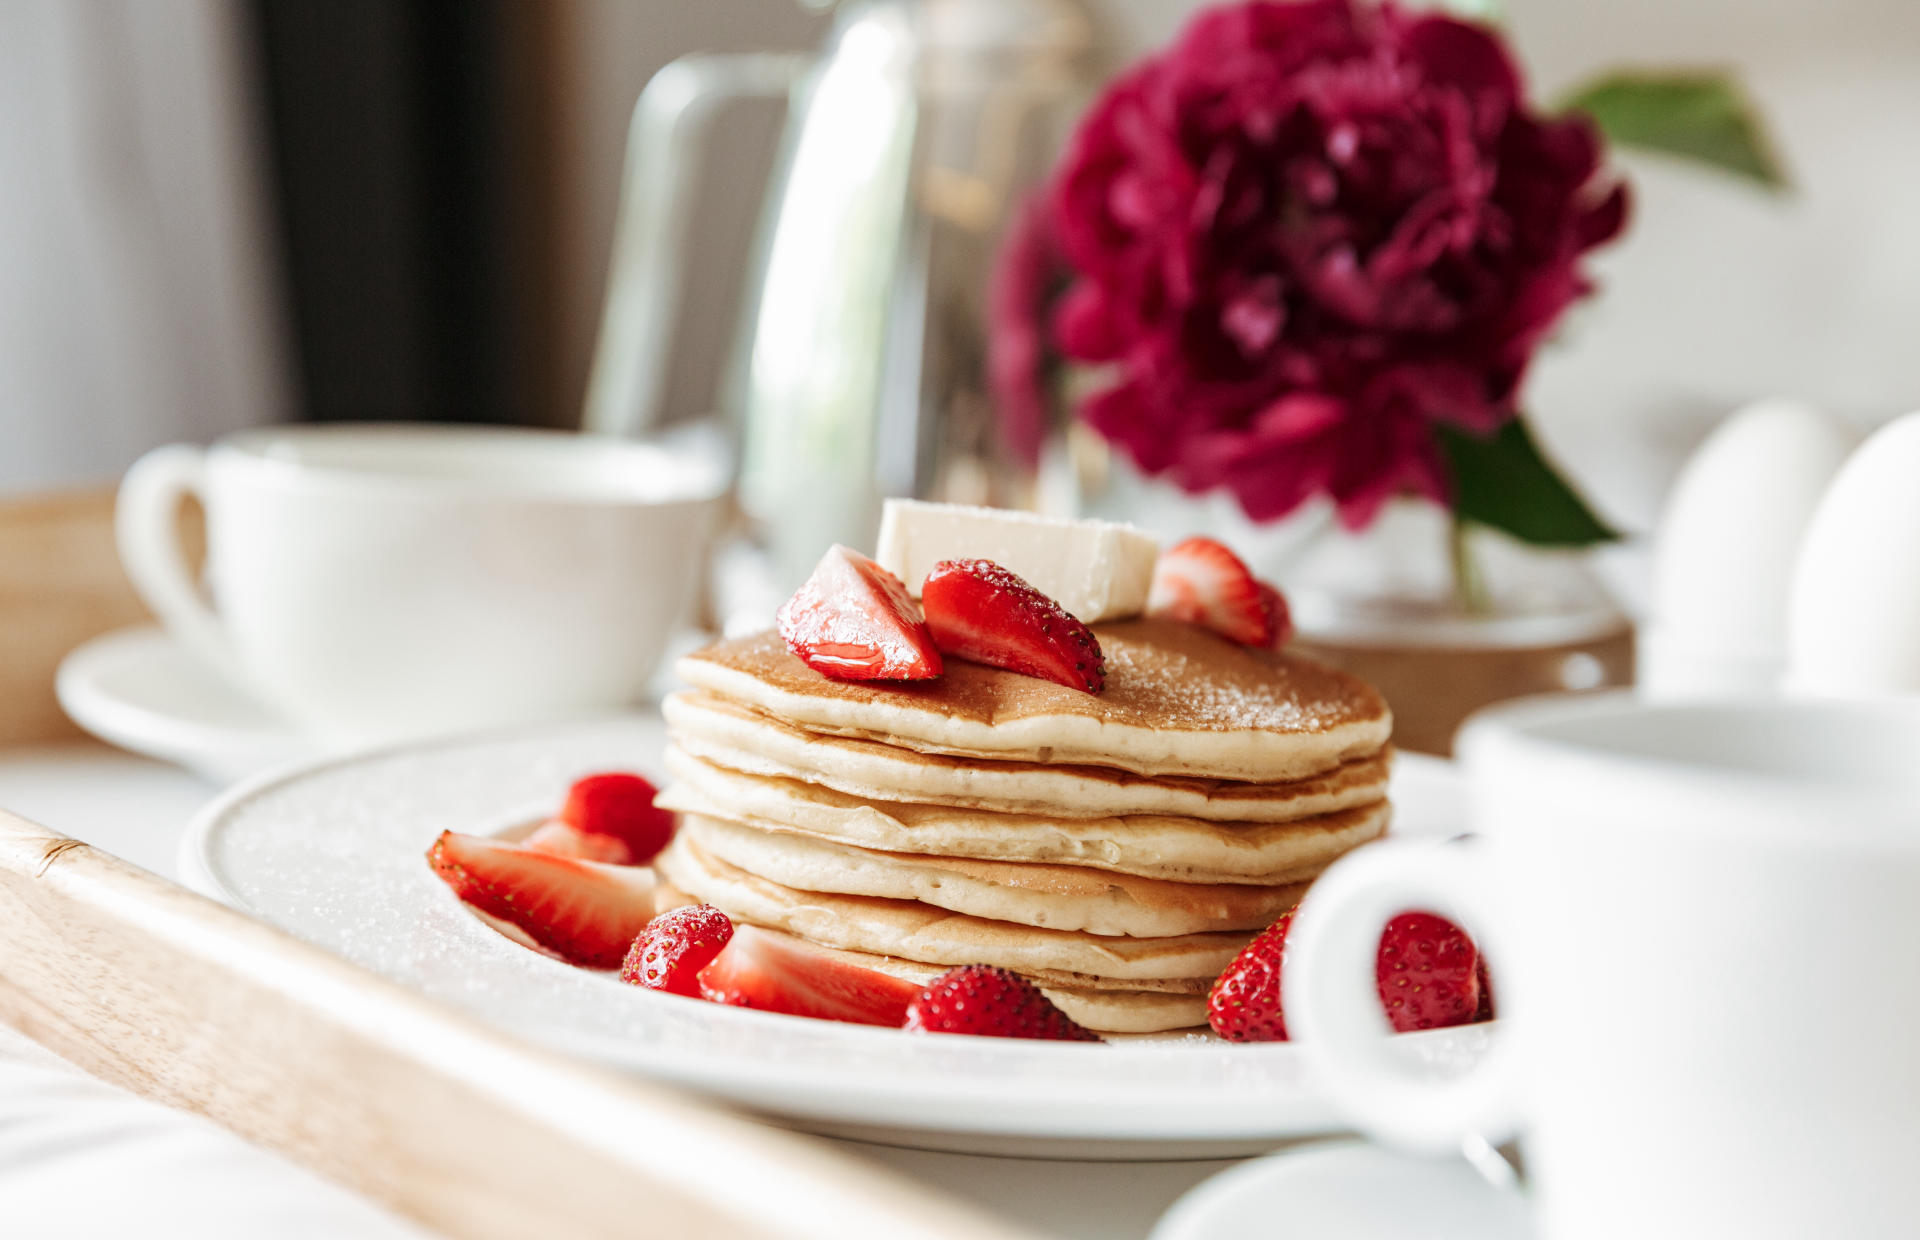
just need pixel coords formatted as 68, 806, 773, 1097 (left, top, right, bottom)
57, 625, 316, 785
1153, 1140, 1533, 1239
181, 717, 1486, 1158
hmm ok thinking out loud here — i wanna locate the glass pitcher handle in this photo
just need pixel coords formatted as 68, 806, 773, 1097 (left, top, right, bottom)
581, 52, 813, 438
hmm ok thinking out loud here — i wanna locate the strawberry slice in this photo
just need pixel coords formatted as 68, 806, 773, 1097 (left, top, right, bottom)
696, 925, 920, 1026
920, 559, 1105, 693
777, 545, 943, 681
905, 965, 1102, 1042
1148, 537, 1289, 648
1206, 907, 1484, 1042
1377, 911, 1481, 1033
1207, 909, 1296, 1042
523, 819, 639, 865
426, 830, 655, 968
558, 771, 675, 864
1256, 581, 1295, 648
621, 903, 734, 996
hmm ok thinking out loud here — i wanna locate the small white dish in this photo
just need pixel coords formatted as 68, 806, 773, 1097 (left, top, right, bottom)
179, 716, 1480, 1157
58, 625, 317, 785
1152, 1140, 1532, 1239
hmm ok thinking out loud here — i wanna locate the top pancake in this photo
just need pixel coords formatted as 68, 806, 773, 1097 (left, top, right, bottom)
678, 619, 1391, 781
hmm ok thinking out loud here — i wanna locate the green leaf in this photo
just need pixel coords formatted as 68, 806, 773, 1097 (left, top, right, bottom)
1438, 418, 1619, 547
1560, 71, 1788, 190
1433, 0, 1504, 20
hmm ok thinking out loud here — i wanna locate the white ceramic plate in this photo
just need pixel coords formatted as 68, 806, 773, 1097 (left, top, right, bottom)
183, 716, 1489, 1157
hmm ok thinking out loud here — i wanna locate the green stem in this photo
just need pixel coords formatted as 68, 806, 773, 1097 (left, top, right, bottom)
1451, 516, 1492, 616
1442, 0, 1505, 20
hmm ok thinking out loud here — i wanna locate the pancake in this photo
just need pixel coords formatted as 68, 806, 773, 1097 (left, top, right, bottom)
1020, 989, 1204, 1035
678, 813, 1312, 938
657, 748, 1391, 884
677, 619, 1391, 781
652, 883, 1207, 1033
653, 836, 1250, 982
663, 690, 1392, 822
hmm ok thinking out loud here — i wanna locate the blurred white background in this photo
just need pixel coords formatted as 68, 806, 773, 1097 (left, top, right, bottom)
3, 0, 1918, 534
0, 0, 289, 491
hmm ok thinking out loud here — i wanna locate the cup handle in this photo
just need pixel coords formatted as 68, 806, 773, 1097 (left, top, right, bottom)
116, 445, 239, 681
1283, 839, 1522, 1153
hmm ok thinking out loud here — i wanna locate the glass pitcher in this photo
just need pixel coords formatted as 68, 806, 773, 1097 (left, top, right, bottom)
581, 0, 1098, 589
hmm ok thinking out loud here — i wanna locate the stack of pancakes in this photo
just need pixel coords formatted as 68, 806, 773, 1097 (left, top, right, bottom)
652, 617, 1393, 1034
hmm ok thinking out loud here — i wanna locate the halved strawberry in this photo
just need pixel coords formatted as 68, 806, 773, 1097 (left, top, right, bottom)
1377, 912, 1481, 1033
920, 559, 1104, 693
558, 771, 674, 863
696, 925, 920, 1026
1208, 909, 1295, 1042
523, 819, 639, 865
1148, 537, 1288, 648
905, 965, 1102, 1042
426, 830, 655, 968
1256, 582, 1295, 649
1206, 907, 1483, 1042
621, 903, 734, 997
776, 545, 943, 681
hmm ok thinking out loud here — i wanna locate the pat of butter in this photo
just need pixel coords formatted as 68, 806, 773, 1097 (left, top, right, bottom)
874, 499, 1160, 622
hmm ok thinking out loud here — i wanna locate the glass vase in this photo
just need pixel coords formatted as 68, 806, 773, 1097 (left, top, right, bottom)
1278, 500, 1633, 755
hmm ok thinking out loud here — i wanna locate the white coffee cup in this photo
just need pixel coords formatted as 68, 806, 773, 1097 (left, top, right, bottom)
1284, 693, 1920, 1240
117, 423, 727, 747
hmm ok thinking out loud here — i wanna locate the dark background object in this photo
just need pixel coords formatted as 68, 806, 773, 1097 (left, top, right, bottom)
248, 0, 550, 425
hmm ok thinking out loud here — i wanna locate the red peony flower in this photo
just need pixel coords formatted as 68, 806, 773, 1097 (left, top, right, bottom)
987, 195, 1063, 470
1037, 0, 1627, 527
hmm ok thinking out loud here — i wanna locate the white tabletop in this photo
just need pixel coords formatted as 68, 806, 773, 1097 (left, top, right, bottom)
0, 744, 1247, 1240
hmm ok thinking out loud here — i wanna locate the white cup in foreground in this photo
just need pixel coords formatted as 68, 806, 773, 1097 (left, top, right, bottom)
1284, 693, 1920, 1240
117, 423, 727, 747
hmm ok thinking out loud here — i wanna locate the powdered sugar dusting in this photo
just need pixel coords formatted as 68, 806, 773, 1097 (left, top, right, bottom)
1102, 640, 1321, 733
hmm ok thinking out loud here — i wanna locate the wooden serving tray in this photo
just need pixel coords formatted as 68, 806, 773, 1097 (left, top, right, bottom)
0, 486, 1031, 1239
0, 811, 1031, 1240
0, 488, 166, 746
